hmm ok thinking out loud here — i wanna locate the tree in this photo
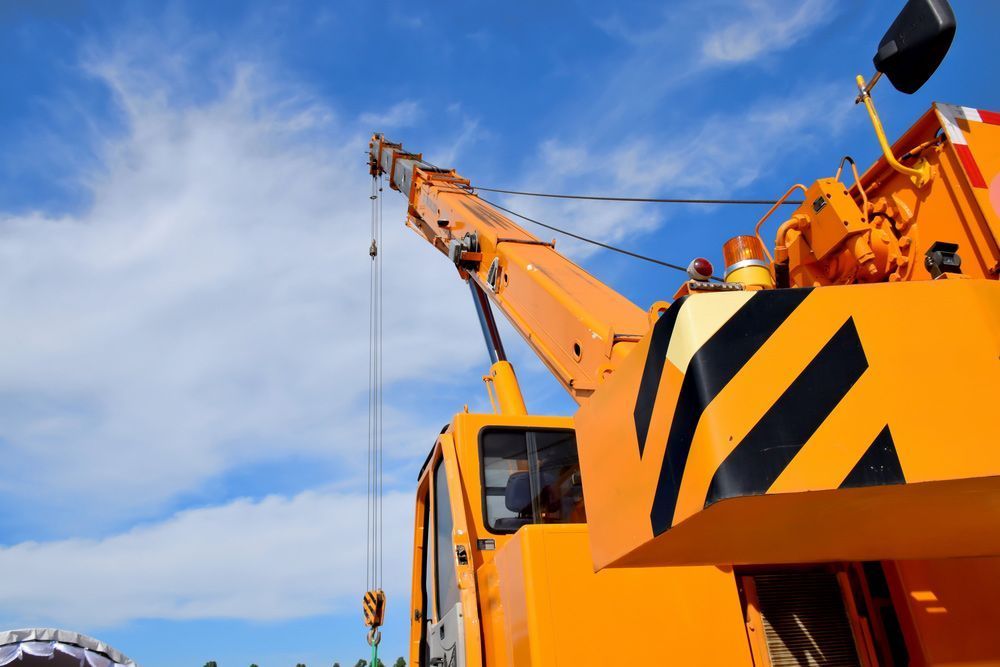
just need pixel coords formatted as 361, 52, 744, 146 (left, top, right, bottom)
353, 661, 367, 667
203, 662, 218, 667
333, 663, 341, 667
394, 659, 406, 667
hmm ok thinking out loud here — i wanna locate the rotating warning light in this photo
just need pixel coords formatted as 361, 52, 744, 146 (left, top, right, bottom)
722, 235, 768, 270
722, 235, 773, 287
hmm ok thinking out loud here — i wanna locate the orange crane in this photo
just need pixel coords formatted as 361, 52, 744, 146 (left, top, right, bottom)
367, 1, 1000, 664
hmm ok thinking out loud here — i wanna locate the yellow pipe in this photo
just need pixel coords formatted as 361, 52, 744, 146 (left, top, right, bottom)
489, 360, 527, 416
855, 75, 931, 188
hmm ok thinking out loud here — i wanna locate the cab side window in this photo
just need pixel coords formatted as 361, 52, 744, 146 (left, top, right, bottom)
481, 428, 585, 533
433, 457, 459, 617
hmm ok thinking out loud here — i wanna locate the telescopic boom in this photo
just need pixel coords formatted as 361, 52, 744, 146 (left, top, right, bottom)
369, 134, 649, 402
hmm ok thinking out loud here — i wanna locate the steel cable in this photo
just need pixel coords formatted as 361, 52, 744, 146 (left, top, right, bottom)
472, 185, 804, 206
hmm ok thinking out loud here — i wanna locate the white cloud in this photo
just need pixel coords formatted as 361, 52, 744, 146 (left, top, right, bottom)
0, 489, 411, 628
390, 12, 424, 30
360, 100, 421, 130
596, 1, 834, 68
701, 0, 833, 65
0, 42, 480, 531
610, 85, 855, 192
433, 117, 481, 168
581, 1, 840, 144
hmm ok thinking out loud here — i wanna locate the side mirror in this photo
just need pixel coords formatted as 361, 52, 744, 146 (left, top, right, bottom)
874, 0, 956, 94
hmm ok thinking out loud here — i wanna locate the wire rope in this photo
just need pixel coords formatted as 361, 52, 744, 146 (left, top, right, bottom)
472, 185, 804, 206
472, 194, 722, 280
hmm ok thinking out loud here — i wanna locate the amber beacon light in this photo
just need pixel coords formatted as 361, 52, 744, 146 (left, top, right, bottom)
723, 235, 773, 288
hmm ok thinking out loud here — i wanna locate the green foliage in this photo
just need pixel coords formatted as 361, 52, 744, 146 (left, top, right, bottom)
393, 659, 406, 667
203, 662, 218, 667
353, 661, 367, 667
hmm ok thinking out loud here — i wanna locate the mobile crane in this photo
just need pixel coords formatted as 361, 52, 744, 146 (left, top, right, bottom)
368, 1, 1000, 664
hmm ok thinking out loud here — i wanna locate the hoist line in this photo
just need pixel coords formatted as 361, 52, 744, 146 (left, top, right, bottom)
365, 176, 376, 587
367, 172, 386, 593
363, 171, 388, 651
377, 173, 384, 589
367, 174, 375, 592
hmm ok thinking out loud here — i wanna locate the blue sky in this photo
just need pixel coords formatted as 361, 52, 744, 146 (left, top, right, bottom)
0, 1, 997, 665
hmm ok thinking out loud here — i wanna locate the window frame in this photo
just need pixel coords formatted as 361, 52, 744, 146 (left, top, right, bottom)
431, 453, 460, 621
477, 425, 581, 536
415, 478, 431, 667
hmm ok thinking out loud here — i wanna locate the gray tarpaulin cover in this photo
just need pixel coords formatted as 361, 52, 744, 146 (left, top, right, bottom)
0, 629, 136, 667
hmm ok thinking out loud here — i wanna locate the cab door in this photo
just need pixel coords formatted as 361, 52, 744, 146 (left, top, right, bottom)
417, 435, 481, 667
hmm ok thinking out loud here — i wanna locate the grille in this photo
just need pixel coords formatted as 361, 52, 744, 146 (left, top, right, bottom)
754, 571, 862, 667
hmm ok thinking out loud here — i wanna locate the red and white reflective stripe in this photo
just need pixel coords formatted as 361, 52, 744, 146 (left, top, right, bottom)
935, 102, 1000, 189
936, 103, 981, 144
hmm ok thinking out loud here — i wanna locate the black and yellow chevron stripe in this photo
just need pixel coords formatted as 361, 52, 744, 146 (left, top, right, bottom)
633, 288, 905, 537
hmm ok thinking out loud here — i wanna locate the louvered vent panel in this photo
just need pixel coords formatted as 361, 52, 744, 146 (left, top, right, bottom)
754, 572, 861, 667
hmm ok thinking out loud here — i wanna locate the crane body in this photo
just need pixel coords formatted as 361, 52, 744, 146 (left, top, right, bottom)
367, 2, 1000, 664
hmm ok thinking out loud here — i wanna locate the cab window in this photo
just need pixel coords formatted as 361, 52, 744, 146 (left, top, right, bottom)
433, 457, 459, 616
480, 428, 586, 533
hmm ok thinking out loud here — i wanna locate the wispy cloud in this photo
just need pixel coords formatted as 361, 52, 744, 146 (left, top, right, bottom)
360, 99, 421, 130
433, 117, 481, 168
584, 1, 839, 135
389, 12, 424, 30
0, 489, 411, 628
0, 38, 480, 534
701, 0, 833, 65
596, 0, 835, 66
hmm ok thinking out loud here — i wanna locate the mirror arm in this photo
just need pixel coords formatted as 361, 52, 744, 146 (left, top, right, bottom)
855, 74, 931, 188
854, 71, 883, 103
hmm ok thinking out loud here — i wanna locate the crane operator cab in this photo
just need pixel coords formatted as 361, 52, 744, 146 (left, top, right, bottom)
411, 412, 587, 667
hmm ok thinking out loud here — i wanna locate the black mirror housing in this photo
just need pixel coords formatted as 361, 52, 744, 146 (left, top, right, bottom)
874, 0, 956, 94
